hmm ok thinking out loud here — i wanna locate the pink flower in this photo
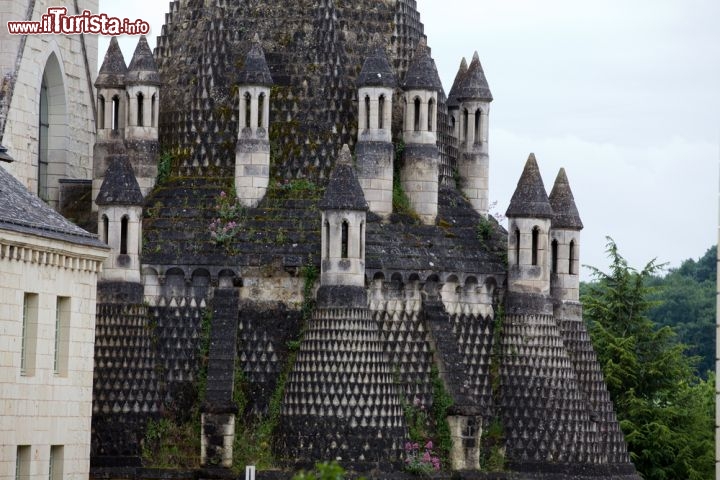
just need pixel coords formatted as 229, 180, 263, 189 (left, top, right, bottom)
220, 191, 226, 197
425, 440, 433, 450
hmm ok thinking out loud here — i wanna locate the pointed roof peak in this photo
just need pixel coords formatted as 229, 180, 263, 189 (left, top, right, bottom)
127, 36, 161, 86
456, 51, 492, 102
403, 38, 442, 92
238, 34, 273, 87
95, 37, 128, 88
96, 154, 144, 206
319, 145, 368, 211
505, 153, 554, 219
357, 47, 397, 88
447, 57, 470, 108
549, 168, 583, 229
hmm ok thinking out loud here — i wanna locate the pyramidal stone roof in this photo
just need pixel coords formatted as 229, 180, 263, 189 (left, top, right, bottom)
95, 37, 128, 88
549, 168, 584, 229
506, 153, 554, 219
356, 47, 397, 88
455, 51, 493, 102
318, 145, 368, 211
446, 57, 468, 108
402, 38, 443, 92
0, 165, 106, 248
126, 36, 161, 86
96, 155, 144, 206
237, 34, 273, 87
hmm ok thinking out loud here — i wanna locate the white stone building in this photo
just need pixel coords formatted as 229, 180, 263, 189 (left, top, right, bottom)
0, 0, 98, 209
0, 162, 108, 479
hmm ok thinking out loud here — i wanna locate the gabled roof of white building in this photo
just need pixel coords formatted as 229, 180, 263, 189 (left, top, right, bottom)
0, 165, 107, 248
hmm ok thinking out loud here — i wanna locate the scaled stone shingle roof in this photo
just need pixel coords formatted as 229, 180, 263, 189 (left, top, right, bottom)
95, 37, 128, 88
446, 57, 468, 108
126, 36, 161, 86
96, 155, 144, 206
318, 145, 368, 211
506, 153, 554, 219
237, 34, 273, 87
356, 47, 397, 88
0, 165, 106, 248
549, 168, 583, 229
402, 39, 443, 92
454, 51, 493, 102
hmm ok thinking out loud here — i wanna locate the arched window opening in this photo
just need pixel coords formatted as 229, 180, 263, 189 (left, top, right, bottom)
102, 215, 109, 244
551, 239, 558, 274
427, 98, 435, 132
341, 221, 349, 259
413, 97, 421, 131
98, 95, 105, 129
450, 115, 455, 129
531, 227, 540, 266
462, 108, 469, 141
111, 95, 120, 132
364, 95, 371, 130
378, 95, 385, 129
38, 75, 49, 201
474, 109, 481, 143
324, 220, 330, 259
359, 221, 365, 258
120, 216, 129, 255
514, 228, 520, 265
569, 240, 576, 275
244, 93, 252, 128
151, 94, 156, 127
258, 93, 265, 128
137, 92, 144, 126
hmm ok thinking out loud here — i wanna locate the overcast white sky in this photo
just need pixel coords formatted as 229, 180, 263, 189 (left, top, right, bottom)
99, 0, 720, 279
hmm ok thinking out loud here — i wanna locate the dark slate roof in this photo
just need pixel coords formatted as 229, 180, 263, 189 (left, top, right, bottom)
505, 153, 554, 219
0, 165, 106, 248
357, 48, 397, 88
95, 37, 128, 88
318, 145, 368, 211
446, 57, 468, 108
455, 51, 492, 102
126, 36, 161, 86
402, 39, 443, 92
96, 155, 144, 206
237, 34, 273, 86
549, 168, 583, 230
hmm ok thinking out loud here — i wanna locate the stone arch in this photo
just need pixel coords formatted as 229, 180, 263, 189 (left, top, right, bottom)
218, 269, 238, 288
372, 271, 385, 281
38, 51, 67, 204
408, 273, 421, 283
390, 272, 403, 284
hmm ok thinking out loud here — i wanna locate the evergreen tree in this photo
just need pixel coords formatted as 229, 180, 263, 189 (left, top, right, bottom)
582, 238, 714, 480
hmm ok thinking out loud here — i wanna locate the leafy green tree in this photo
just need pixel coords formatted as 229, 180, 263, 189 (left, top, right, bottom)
582, 239, 714, 480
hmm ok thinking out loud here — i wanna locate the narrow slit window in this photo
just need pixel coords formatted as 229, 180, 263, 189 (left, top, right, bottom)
49, 446, 64, 480
378, 95, 385, 129
151, 94, 156, 127
120, 216, 129, 255
413, 97, 421, 131
462, 108, 469, 141
244, 93, 252, 128
365, 95, 371, 130
324, 221, 330, 259
474, 109, 481, 143
21, 293, 39, 376
531, 227, 540, 266
427, 98, 435, 132
341, 221, 349, 259
258, 93, 265, 128
569, 240, 576, 275
551, 240, 558, 274
98, 95, 105, 129
514, 228, 520, 265
102, 215, 109, 244
16, 446, 30, 480
359, 221, 364, 258
111, 95, 120, 131
137, 92, 144, 126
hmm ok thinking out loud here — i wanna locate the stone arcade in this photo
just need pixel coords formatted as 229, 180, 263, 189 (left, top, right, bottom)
0, 1, 643, 479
